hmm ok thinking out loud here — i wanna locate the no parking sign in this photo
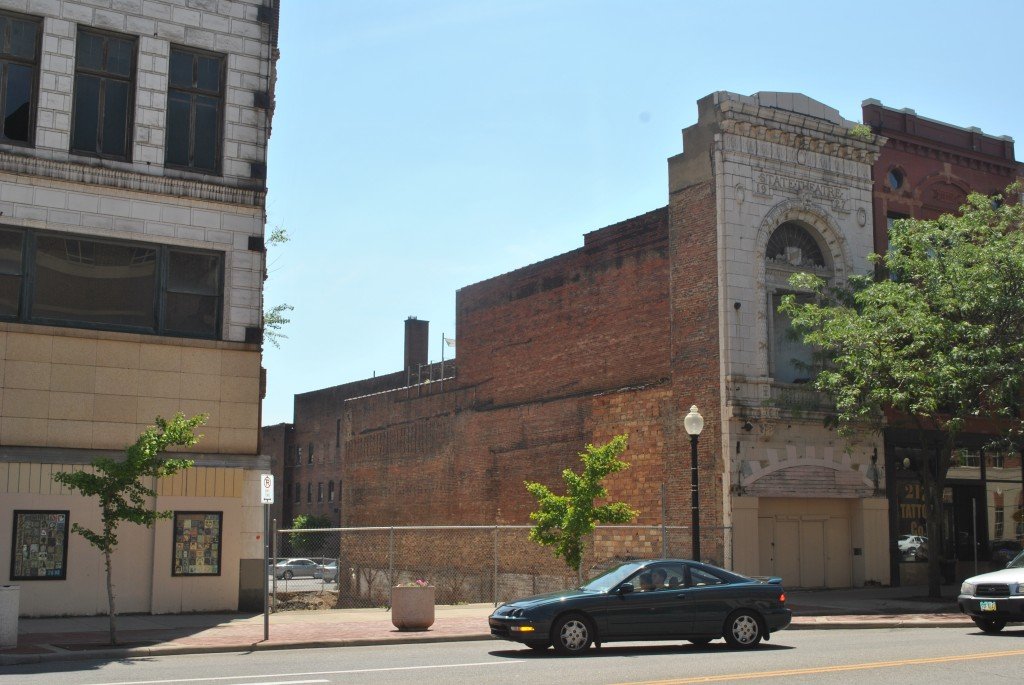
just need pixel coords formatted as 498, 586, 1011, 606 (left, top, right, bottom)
261, 474, 274, 503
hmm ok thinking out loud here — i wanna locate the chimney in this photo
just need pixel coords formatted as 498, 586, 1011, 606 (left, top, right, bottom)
404, 316, 429, 372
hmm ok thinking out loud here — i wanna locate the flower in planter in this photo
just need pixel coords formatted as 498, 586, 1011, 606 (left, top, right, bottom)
396, 578, 430, 587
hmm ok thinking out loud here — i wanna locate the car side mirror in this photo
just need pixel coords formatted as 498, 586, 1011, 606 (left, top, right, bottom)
617, 582, 634, 595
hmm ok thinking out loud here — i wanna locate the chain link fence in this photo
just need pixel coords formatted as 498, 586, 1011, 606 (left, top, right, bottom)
269, 524, 732, 611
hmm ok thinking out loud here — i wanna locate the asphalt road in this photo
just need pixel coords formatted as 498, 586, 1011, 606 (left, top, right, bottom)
3, 626, 1023, 684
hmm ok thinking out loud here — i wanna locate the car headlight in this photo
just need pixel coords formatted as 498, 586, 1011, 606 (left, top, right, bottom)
960, 582, 976, 596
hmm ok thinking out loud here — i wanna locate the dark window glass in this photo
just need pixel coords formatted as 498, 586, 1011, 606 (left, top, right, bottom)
0, 228, 23, 317
0, 228, 221, 338
33, 235, 157, 329
165, 91, 191, 166
71, 74, 99, 152
2, 62, 32, 142
0, 12, 38, 144
164, 250, 220, 337
306, 483, 311, 503
166, 47, 223, 174
71, 29, 135, 159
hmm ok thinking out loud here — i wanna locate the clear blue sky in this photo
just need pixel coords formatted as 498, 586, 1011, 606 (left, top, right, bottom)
262, 0, 1024, 425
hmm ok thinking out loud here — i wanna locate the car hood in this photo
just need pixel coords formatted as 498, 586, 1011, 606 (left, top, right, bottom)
500, 588, 592, 610
963, 567, 1024, 585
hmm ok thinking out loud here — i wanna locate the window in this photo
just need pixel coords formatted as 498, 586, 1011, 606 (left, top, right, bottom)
165, 46, 223, 173
71, 29, 135, 159
766, 222, 831, 384
0, 227, 222, 338
328, 481, 334, 502
0, 11, 40, 145
336, 418, 341, 447
306, 483, 312, 503
295, 446, 302, 465
308, 443, 314, 464
293, 482, 300, 503
317, 482, 323, 502
887, 168, 904, 190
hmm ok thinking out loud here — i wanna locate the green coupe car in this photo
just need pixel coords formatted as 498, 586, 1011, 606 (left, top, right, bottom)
489, 559, 791, 655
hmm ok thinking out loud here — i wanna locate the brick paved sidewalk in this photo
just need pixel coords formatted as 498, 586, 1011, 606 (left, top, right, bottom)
1, 600, 977, 666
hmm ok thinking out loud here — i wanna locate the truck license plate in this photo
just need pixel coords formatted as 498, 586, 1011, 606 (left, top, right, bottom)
980, 601, 997, 612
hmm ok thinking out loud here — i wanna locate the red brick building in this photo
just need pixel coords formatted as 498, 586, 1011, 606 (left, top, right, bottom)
266, 91, 1021, 587
864, 99, 1023, 584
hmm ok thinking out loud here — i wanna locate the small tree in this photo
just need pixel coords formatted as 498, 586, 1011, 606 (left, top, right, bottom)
780, 186, 1024, 597
288, 513, 334, 556
525, 434, 639, 581
263, 226, 293, 348
53, 413, 206, 644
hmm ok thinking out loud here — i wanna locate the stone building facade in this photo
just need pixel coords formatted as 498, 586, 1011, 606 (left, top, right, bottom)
269, 91, 1019, 588
0, 0, 277, 615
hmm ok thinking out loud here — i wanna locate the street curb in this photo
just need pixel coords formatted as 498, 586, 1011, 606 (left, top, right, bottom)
0, 619, 979, 666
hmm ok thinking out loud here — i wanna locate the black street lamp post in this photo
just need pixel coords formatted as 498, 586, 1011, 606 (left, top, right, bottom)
684, 405, 704, 562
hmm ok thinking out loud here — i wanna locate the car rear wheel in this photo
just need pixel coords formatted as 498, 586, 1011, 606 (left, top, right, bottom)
973, 617, 1006, 633
552, 614, 593, 655
282, 570, 293, 580
723, 610, 763, 649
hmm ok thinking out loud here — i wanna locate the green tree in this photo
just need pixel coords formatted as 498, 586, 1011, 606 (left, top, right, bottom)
779, 186, 1024, 597
525, 434, 639, 580
263, 226, 293, 348
288, 513, 335, 556
53, 413, 207, 644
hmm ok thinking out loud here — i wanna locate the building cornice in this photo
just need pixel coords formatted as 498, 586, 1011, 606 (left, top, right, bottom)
0, 149, 266, 208
719, 116, 884, 165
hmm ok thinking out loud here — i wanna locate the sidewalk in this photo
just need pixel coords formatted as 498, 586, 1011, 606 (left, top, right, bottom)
0, 586, 974, 666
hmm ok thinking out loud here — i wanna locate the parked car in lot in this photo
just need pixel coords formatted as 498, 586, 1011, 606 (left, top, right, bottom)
273, 558, 322, 580
320, 560, 339, 582
489, 559, 791, 655
958, 548, 1024, 633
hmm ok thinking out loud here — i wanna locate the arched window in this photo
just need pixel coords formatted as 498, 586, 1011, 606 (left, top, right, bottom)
765, 222, 832, 384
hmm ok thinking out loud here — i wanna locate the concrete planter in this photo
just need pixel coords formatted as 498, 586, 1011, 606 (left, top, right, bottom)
391, 585, 435, 631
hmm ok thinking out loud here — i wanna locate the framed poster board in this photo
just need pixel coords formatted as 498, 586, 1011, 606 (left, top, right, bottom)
10, 510, 70, 580
172, 511, 223, 576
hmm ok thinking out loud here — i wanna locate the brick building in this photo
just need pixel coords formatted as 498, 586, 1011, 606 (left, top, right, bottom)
269, 91, 1021, 588
0, 0, 278, 616
864, 100, 1024, 584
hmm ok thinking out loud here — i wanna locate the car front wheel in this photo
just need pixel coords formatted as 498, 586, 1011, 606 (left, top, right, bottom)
552, 614, 593, 655
973, 617, 1006, 633
723, 610, 763, 649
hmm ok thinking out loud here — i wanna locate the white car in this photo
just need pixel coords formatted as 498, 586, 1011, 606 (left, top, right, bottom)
958, 549, 1024, 633
898, 534, 927, 552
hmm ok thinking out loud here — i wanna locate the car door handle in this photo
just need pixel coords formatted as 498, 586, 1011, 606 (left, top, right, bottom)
676, 593, 687, 599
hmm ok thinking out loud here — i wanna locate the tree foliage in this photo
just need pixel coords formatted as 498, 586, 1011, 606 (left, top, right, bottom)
525, 434, 639, 578
288, 513, 335, 555
779, 186, 1024, 596
264, 226, 293, 349
52, 413, 207, 643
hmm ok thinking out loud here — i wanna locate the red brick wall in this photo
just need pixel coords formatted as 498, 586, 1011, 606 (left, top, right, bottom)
864, 103, 1021, 254
455, 208, 670, 407
668, 179, 724, 559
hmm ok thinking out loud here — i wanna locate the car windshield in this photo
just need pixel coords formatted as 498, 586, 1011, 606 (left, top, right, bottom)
579, 561, 645, 592
1007, 550, 1024, 569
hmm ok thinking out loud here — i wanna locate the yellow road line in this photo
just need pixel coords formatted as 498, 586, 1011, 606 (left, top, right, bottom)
615, 648, 1024, 684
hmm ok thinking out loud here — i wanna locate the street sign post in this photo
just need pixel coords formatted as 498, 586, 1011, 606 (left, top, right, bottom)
260, 473, 274, 640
